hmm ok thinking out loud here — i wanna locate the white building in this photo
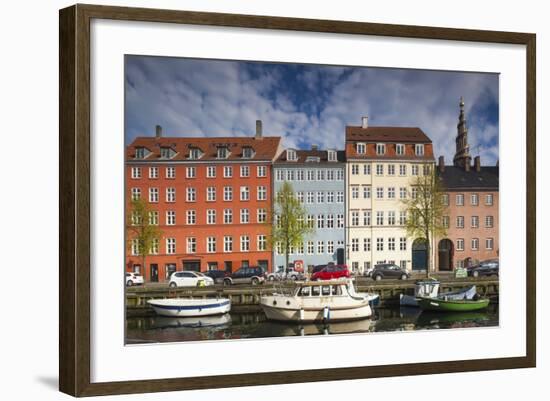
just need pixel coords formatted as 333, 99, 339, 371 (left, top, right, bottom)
345, 117, 436, 274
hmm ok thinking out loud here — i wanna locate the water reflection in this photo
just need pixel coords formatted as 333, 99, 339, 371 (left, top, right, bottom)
126, 304, 499, 344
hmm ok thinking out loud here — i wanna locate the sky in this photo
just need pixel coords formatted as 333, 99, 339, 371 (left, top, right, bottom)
125, 55, 499, 165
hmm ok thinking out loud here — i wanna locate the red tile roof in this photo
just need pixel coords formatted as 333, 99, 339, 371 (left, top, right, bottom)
126, 136, 282, 162
346, 126, 432, 143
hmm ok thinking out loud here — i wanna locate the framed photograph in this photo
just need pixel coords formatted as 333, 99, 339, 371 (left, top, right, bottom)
59, 4, 536, 397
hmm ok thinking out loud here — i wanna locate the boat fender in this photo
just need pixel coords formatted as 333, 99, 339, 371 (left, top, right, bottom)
323, 306, 330, 321
299, 309, 304, 321
286, 301, 291, 306
273, 300, 277, 306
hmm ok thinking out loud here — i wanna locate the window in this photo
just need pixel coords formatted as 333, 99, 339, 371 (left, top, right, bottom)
296, 192, 304, 203
240, 186, 250, 201
186, 167, 196, 178
257, 186, 267, 201
471, 238, 479, 251
388, 165, 395, 176
186, 187, 196, 202
224, 236, 233, 252
471, 216, 479, 228
240, 165, 250, 177
166, 187, 176, 203
150, 239, 159, 255
131, 167, 141, 179
286, 149, 297, 161
363, 238, 371, 252
257, 208, 267, 223
337, 192, 344, 203
376, 143, 386, 155
328, 150, 337, 161
396, 144, 405, 155
322, 214, 333, 228
206, 166, 216, 178
240, 208, 250, 224
363, 186, 371, 199
442, 194, 449, 205
486, 194, 494, 205
471, 193, 479, 206
240, 236, 250, 252
423, 165, 431, 176
356, 143, 366, 154
400, 237, 407, 251
217, 147, 229, 159
388, 187, 395, 199
189, 148, 201, 159
186, 237, 196, 253
337, 214, 344, 228
307, 169, 315, 181
351, 211, 359, 226
166, 238, 176, 255
206, 187, 216, 202
363, 210, 371, 226
352, 186, 359, 199
485, 215, 494, 228
327, 192, 334, 203
376, 238, 384, 251
307, 241, 314, 255
207, 209, 216, 225
388, 238, 396, 251
223, 166, 232, 178
376, 187, 384, 199
376, 164, 383, 176
415, 144, 425, 156
363, 164, 371, 175
388, 211, 396, 225
223, 186, 232, 201
148, 211, 159, 225
399, 187, 407, 199
442, 216, 450, 228
166, 210, 176, 225
399, 164, 406, 176
307, 192, 315, 204
412, 165, 419, 176
242, 147, 254, 159
351, 238, 359, 252
224, 209, 232, 224
131, 211, 141, 226
166, 167, 175, 179
376, 211, 384, 225
297, 243, 304, 255
307, 215, 315, 228
317, 215, 325, 229
486, 238, 494, 250
258, 235, 267, 251
317, 192, 325, 203
149, 188, 159, 203
135, 147, 146, 159
456, 194, 464, 206
149, 167, 158, 179
399, 211, 407, 225
411, 188, 418, 199
327, 240, 334, 254
337, 169, 344, 180
317, 170, 325, 181
186, 210, 196, 225
317, 241, 325, 254
351, 164, 359, 175
457, 216, 464, 228
257, 165, 267, 177
456, 239, 464, 251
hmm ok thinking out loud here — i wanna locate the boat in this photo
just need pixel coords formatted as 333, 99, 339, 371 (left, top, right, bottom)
147, 297, 231, 317
400, 281, 477, 307
417, 296, 490, 312
260, 279, 372, 323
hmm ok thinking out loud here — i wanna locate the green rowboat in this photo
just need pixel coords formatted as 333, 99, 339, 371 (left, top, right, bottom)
417, 297, 490, 312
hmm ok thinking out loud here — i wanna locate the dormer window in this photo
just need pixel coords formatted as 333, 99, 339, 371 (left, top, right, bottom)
327, 150, 337, 162
356, 143, 366, 154
415, 144, 425, 156
160, 147, 172, 159
286, 149, 297, 161
217, 146, 229, 159
305, 156, 320, 163
242, 147, 254, 159
189, 148, 202, 160
396, 144, 405, 156
135, 147, 146, 159
376, 143, 386, 155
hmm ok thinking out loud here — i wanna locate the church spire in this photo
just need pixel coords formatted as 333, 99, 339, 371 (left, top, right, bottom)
453, 96, 472, 169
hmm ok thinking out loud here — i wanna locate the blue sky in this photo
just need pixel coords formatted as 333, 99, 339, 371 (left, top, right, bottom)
125, 56, 499, 165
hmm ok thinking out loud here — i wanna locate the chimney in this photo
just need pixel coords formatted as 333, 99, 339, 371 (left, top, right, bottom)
438, 156, 445, 173
361, 116, 369, 129
311, 144, 318, 151
255, 120, 263, 139
155, 125, 162, 138
474, 156, 481, 172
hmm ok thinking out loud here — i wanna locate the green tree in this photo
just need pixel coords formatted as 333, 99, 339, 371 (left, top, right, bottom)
401, 166, 448, 277
127, 198, 162, 279
269, 181, 314, 274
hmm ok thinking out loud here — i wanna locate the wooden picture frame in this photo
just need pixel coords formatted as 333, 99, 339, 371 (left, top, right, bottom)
59, 3, 536, 397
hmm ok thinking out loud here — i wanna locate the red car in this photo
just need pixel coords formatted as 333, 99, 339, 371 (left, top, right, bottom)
311, 264, 350, 281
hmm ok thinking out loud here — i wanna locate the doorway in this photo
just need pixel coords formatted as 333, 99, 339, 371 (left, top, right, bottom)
438, 239, 454, 271
412, 238, 428, 271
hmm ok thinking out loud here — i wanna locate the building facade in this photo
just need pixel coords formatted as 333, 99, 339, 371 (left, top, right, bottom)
436, 99, 499, 270
345, 117, 436, 274
272, 148, 346, 270
125, 122, 282, 282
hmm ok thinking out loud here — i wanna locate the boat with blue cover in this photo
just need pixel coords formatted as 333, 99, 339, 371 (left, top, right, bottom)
147, 297, 231, 317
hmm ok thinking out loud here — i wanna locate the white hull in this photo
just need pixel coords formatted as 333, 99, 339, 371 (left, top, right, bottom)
147, 298, 231, 317
261, 302, 372, 322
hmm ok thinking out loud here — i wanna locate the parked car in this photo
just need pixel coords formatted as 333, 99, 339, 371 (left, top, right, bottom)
125, 272, 144, 287
369, 264, 410, 281
168, 271, 214, 288
311, 264, 350, 281
266, 266, 305, 281
468, 259, 499, 278
204, 269, 230, 284
223, 266, 266, 285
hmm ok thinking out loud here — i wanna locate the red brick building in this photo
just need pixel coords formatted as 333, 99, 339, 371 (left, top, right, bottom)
125, 122, 282, 282
435, 98, 499, 270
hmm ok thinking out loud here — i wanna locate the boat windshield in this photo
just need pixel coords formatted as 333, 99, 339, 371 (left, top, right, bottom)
298, 285, 343, 297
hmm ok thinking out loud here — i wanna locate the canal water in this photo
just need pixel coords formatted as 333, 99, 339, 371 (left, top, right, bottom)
125, 304, 499, 344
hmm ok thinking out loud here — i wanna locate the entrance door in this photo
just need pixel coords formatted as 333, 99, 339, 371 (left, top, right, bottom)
150, 264, 159, 282
412, 239, 428, 271
182, 260, 200, 271
438, 239, 454, 271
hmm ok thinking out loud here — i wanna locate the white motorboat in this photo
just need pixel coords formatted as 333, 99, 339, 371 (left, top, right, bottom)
260, 279, 372, 323
147, 297, 231, 317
